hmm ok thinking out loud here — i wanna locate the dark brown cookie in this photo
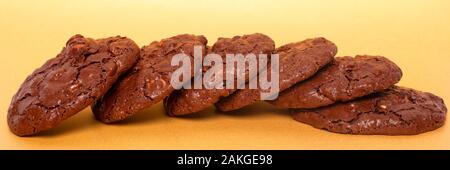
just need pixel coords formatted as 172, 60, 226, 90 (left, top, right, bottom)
8, 34, 140, 136
92, 34, 207, 123
290, 86, 447, 135
164, 33, 275, 116
215, 37, 337, 112
269, 55, 403, 109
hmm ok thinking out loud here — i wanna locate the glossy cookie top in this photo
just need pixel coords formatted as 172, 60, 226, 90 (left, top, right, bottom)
8, 34, 140, 136
93, 34, 208, 123
270, 55, 402, 109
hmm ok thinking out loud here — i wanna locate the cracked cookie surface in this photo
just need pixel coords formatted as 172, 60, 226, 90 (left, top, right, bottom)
8, 34, 140, 136
164, 33, 275, 116
290, 86, 447, 135
215, 37, 337, 112
93, 34, 207, 123
270, 55, 403, 109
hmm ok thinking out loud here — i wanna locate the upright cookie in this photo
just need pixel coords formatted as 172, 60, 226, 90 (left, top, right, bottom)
215, 37, 337, 112
290, 86, 447, 135
269, 55, 403, 108
164, 33, 275, 116
92, 34, 207, 123
8, 34, 140, 136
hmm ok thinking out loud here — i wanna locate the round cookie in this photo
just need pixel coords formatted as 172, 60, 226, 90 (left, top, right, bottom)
92, 34, 207, 123
8, 34, 140, 136
290, 86, 447, 135
215, 37, 337, 112
269, 55, 403, 108
164, 33, 275, 116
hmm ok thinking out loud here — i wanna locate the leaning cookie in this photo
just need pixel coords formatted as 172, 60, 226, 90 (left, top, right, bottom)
290, 86, 447, 135
164, 33, 275, 116
269, 55, 402, 109
92, 34, 208, 123
8, 34, 140, 136
215, 37, 337, 112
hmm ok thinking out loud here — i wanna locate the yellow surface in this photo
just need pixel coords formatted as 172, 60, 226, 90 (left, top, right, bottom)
1, 0, 449, 150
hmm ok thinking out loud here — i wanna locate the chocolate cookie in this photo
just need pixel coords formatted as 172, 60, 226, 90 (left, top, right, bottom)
164, 33, 275, 116
269, 55, 403, 108
290, 86, 447, 135
8, 34, 140, 136
215, 37, 337, 112
92, 34, 207, 123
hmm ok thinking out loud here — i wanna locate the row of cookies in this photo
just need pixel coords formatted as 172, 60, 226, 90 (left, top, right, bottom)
8, 34, 211, 136
163, 35, 446, 135
218, 54, 446, 135
9, 33, 269, 136
8, 33, 446, 136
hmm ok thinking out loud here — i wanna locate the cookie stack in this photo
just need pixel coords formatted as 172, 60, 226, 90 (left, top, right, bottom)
7, 33, 446, 136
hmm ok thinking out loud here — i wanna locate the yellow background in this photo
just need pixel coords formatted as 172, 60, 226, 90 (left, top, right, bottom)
1, 0, 449, 150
